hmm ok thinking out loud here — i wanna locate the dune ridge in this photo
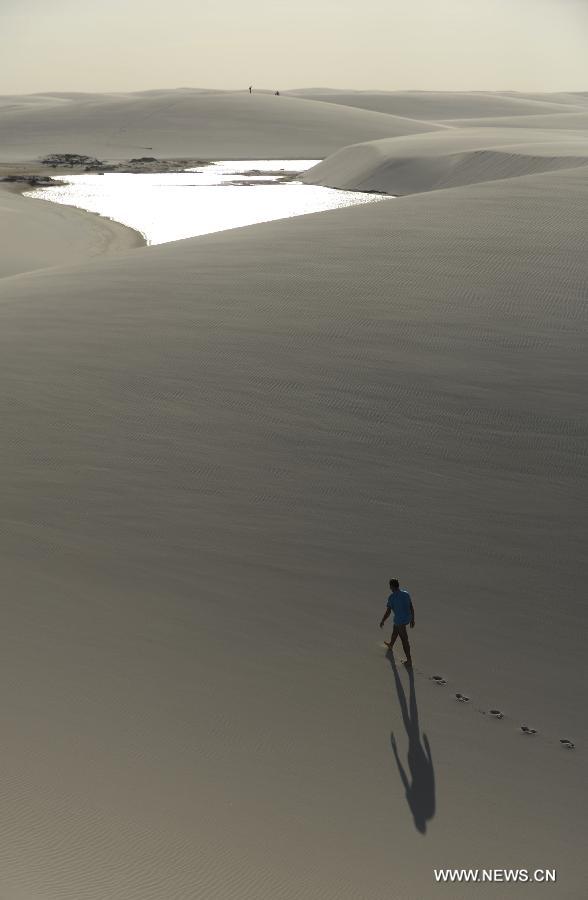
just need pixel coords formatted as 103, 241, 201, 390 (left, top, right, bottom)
442, 110, 588, 130
0, 89, 441, 162
287, 88, 588, 119
302, 126, 588, 194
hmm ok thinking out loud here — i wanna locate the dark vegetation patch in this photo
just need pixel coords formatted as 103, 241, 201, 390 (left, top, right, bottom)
39, 153, 212, 173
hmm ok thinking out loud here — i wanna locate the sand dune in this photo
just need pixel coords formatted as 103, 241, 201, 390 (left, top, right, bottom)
0, 184, 143, 277
288, 89, 585, 119
0, 158, 586, 897
0, 89, 440, 162
0, 90, 586, 898
442, 111, 588, 130
302, 127, 588, 194
495, 91, 588, 107
0, 93, 76, 108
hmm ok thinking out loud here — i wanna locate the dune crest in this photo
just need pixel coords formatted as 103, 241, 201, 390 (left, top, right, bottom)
302, 127, 588, 194
287, 88, 586, 119
0, 89, 440, 162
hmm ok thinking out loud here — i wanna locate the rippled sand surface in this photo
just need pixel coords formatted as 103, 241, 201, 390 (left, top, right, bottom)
0, 88, 587, 900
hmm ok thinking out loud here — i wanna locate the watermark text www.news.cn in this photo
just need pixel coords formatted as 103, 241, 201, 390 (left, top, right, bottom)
434, 868, 556, 884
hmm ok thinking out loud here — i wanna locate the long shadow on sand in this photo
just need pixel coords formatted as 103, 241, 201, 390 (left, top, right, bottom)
387, 652, 435, 833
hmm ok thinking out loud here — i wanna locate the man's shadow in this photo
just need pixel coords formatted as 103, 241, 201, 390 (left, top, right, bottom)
387, 652, 435, 833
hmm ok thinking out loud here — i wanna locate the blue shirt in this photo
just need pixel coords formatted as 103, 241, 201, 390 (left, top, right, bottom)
387, 589, 412, 625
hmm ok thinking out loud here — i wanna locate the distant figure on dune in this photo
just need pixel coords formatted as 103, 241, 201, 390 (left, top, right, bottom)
275, 90, 280, 96
380, 578, 415, 665
248, 85, 252, 94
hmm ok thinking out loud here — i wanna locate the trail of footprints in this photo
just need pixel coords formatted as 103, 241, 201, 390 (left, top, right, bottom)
421, 668, 575, 749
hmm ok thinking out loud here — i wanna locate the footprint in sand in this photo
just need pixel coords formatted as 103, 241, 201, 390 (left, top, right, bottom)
387, 660, 575, 752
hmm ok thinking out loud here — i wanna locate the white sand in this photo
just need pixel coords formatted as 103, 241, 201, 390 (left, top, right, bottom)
0, 90, 586, 899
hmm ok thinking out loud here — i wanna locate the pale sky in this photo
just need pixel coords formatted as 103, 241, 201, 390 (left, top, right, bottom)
1, 0, 587, 94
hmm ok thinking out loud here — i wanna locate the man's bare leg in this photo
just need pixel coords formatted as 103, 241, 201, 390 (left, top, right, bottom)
386, 625, 400, 649
398, 624, 412, 665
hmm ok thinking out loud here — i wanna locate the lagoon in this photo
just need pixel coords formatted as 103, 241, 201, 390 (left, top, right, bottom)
26, 160, 389, 245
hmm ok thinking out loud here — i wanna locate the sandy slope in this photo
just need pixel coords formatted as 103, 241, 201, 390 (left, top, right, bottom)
302, 127, 588, 194
497, 91, 588, 107
287, 89, 586, 119
0, 184, 143, 277
443, 111, 588, 130
0, 155, 586, 898
0, 89, 440, 162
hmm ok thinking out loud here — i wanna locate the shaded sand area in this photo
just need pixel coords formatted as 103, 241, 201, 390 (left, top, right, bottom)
0, 183, 143, 277
0, 90, 587, 899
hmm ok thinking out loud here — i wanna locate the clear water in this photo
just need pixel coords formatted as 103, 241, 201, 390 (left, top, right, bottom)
25, 160, 389, 245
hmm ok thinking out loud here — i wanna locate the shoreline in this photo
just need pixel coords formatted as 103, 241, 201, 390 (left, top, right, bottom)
0, 155, 332, 274
0, 158, 210, 269
22, 183, 148, 247
7, 156, 375, 256
0, 179, 145, 279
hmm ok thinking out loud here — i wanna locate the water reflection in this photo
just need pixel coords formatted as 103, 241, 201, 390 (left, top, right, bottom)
26, 160, 389, 246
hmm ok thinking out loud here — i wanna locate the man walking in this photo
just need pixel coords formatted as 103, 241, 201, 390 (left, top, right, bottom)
380, 579, 415, 665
